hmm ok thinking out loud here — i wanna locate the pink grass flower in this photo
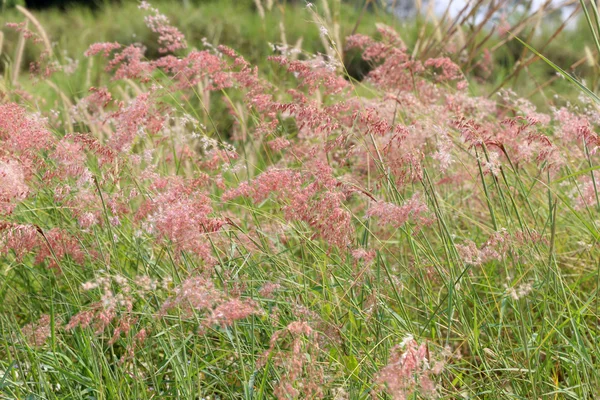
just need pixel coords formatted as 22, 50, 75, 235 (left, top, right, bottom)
425, 57, 467, 88
205, 298, 262, 328
367, 193, 433, 230
376, 336, 442, 400
259, 321, 325, 400
0, 160, 29, 215
139, 1, 187, 53
267, 137, 291, 152
21, 314, 53, 347
0, 103, 54, 155
84, 42, 121, 57
0, 223, 40, 261
223, 165, 354, 248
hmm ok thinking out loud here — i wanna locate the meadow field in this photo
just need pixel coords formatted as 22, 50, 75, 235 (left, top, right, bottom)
1, 0, 600, 398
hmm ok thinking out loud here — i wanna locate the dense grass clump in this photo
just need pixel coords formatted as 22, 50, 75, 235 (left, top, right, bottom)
1, 1, 600, 399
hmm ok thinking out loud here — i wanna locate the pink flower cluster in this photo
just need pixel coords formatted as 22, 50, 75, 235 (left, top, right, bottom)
258, 321, 325, 400
0, 160, 28, 215
224, 163, 354, 248
160, 276, 262, 330
375, 336, 444, 400
0, 223, 84, 270
139, 1, 187, 53
456, 229, 545, 266
367, 193, 433, 231
20, 314, 53, 347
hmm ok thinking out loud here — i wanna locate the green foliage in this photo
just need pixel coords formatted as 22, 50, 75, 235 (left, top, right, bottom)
1, 0, 24, 12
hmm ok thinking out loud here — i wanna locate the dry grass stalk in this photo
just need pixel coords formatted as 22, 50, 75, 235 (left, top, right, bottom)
12, 20, 28, 87
16, 5, 53, 56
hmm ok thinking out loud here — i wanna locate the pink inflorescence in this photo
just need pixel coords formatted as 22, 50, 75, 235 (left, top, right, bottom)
367, 193, 434, 231
139, 1, 187, 53
376, 336, 443, 400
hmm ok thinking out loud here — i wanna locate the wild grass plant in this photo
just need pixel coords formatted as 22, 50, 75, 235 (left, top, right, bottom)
1, 1, 600, 399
